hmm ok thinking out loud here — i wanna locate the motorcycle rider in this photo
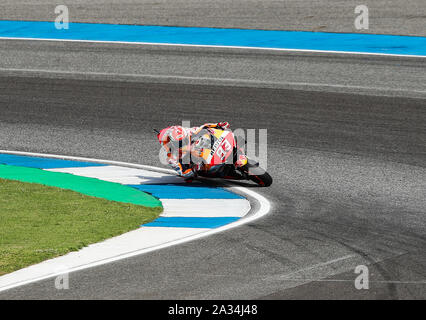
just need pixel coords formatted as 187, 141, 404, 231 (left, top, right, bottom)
157, 122, 247, 181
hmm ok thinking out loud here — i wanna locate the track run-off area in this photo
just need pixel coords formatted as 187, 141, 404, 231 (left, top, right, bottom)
0, 9, 425, 298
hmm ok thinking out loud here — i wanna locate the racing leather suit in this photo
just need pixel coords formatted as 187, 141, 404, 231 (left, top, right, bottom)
160, 122, 230, 180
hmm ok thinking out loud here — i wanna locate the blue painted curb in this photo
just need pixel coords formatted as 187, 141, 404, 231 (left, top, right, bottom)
129, 184, 243, 199
0, 153, 106, 169
143, 216, 240, 228
1, 20, 426, 56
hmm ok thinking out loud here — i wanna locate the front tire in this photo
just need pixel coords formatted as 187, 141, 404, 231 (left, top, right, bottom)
241, 160, 273, 187
248, 170, 273, 187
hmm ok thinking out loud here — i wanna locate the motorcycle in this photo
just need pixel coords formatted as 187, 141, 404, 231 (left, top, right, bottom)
156, 127, 272, 187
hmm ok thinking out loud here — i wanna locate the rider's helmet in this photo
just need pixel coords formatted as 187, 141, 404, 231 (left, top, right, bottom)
158, 126, 189, 152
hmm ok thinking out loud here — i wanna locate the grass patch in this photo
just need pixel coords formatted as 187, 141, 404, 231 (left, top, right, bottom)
0, 178, 162, 275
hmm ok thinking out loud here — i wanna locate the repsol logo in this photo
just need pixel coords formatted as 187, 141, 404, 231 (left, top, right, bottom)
210, 136, 225, 155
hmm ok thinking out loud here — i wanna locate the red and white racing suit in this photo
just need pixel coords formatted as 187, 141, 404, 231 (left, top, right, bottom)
159, 122, 231, 180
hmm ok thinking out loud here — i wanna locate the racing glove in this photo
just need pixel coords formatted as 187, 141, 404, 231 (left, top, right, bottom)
217, 121, 230, 130
168, 156, 196, 178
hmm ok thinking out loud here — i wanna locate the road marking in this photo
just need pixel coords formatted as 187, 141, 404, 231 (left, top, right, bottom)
47, 165, 186, 184
161, 199, 250, 217
1, 36, 426, 58
143, 216, 241, 228
0, 153, 106, 169
0, 21, 425, 57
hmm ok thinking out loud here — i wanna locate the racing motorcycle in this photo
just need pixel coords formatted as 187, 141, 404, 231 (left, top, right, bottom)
156, 127, 272, 187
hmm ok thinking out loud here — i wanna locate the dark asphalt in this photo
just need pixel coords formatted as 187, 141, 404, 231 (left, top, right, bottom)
0, 75, 425, 299
1, 39, 425, 99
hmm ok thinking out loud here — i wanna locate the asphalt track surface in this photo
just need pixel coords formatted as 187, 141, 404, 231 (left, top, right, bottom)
1, 40, 425, 99
2, 0, 426, 36
0, 59, 425, 298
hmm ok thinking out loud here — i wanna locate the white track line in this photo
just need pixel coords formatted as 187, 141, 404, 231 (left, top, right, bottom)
0, 150, 271, 293
1, 36, 425, 58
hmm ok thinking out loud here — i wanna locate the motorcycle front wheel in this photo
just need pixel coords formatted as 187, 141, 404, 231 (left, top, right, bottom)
241, 160, 273, 187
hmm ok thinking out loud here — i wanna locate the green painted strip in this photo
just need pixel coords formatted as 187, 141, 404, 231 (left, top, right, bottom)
0, 164, 162, 208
